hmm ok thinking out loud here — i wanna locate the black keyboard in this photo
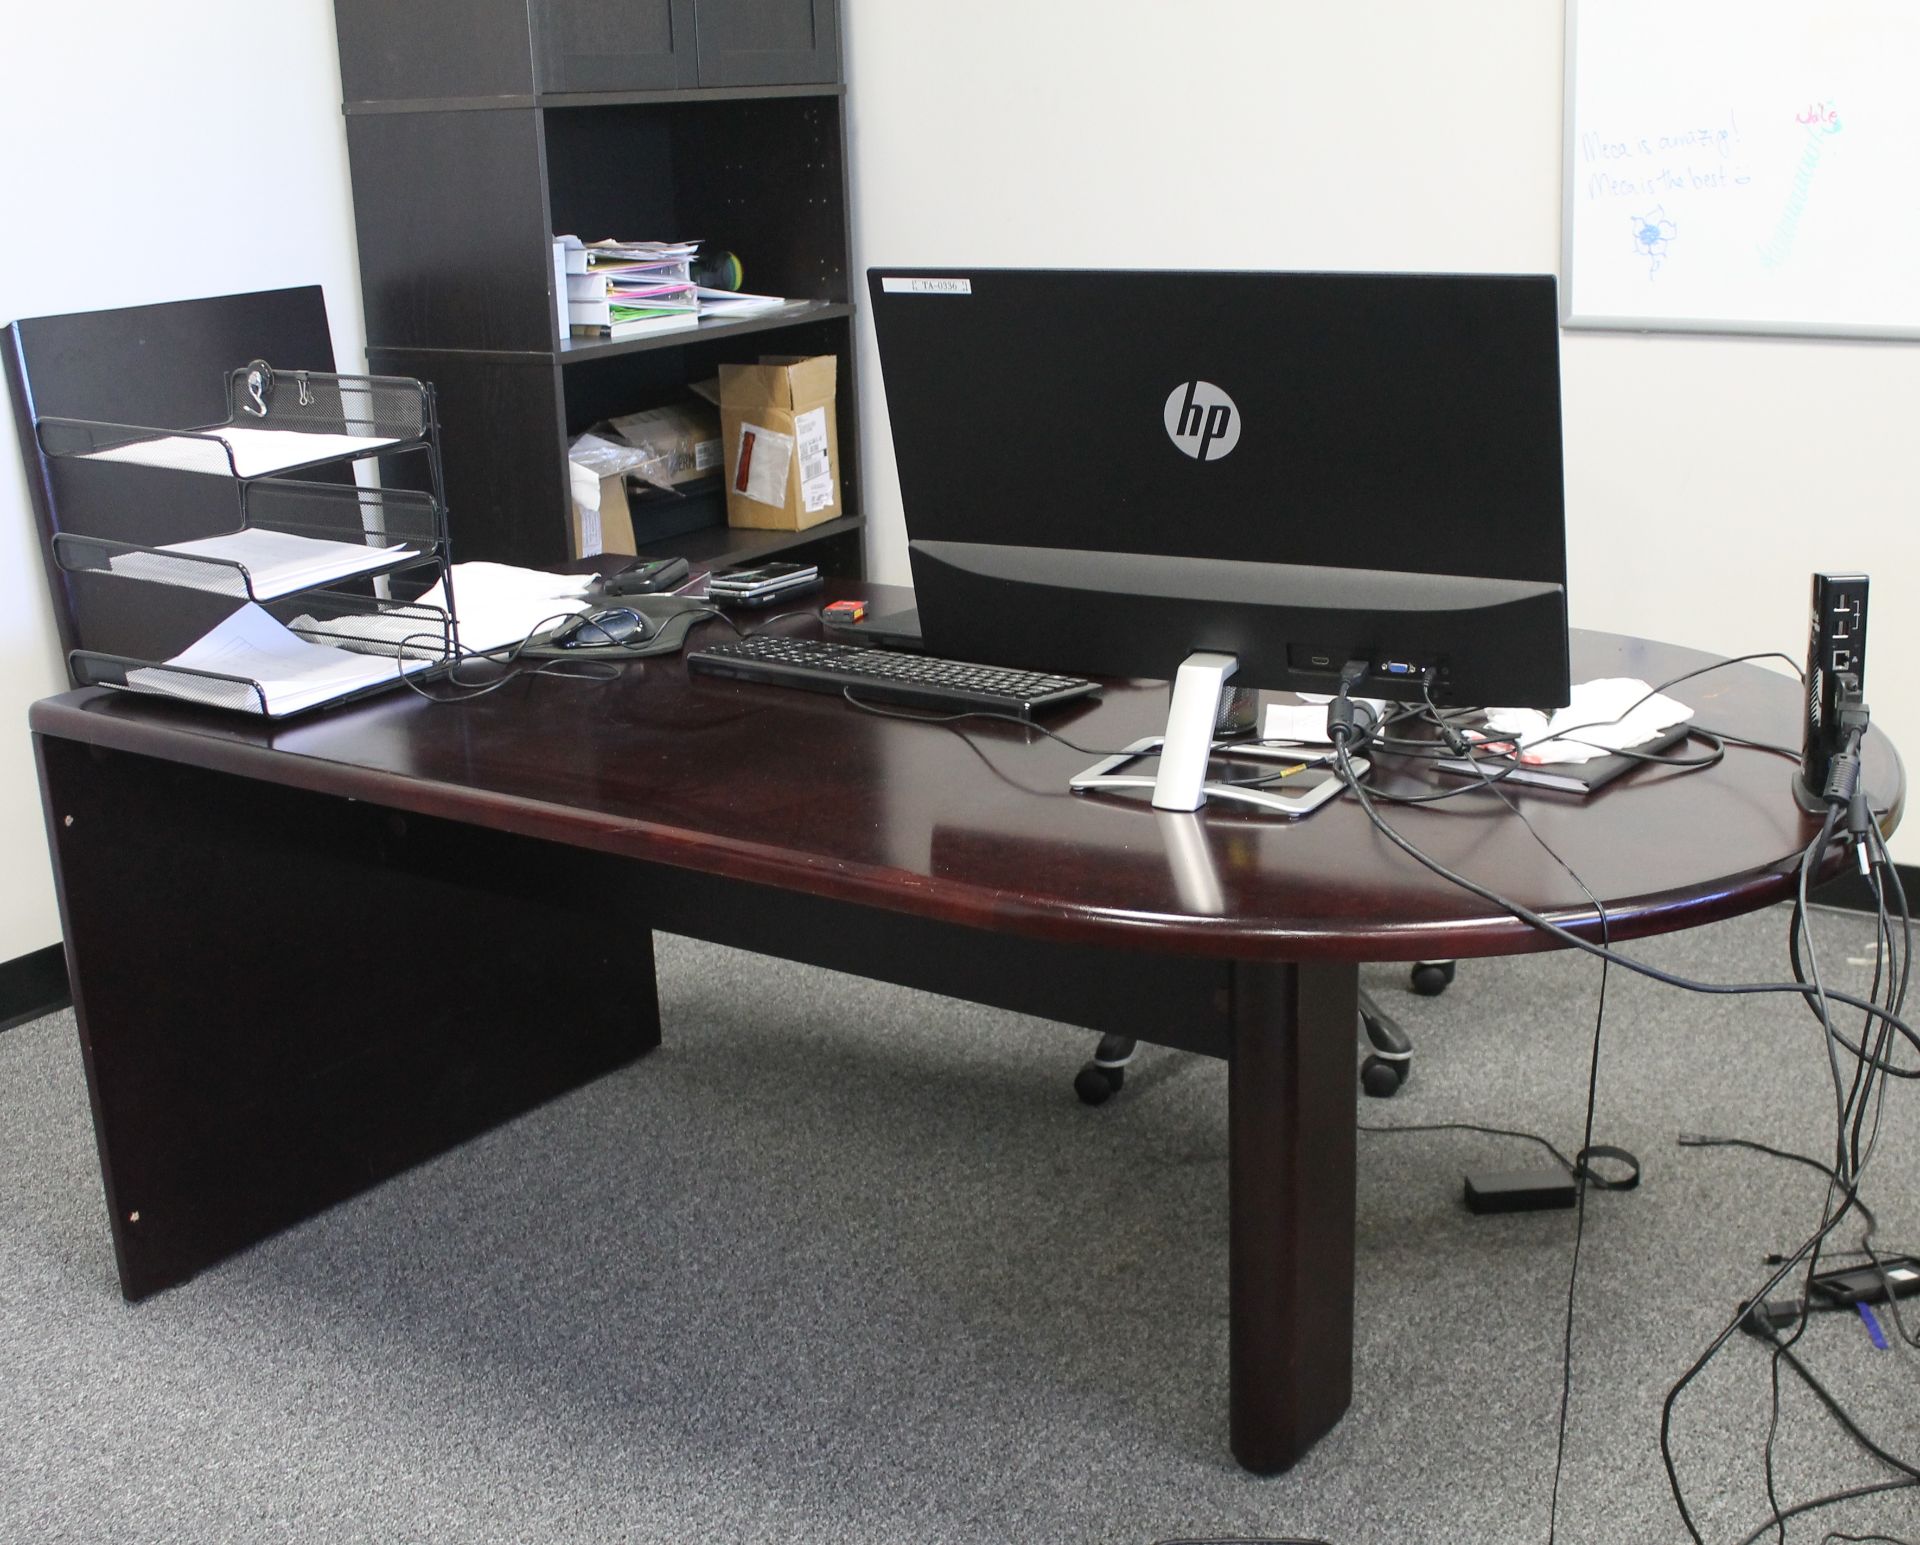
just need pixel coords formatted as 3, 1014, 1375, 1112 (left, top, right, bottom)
686, 635, 1101, 717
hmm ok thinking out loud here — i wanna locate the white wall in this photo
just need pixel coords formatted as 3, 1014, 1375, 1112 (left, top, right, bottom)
842, 0, 1920, 855
0, 3, 366, 959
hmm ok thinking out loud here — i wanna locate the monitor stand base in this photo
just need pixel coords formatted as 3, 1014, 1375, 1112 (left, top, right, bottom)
1069, 652, 1365, 817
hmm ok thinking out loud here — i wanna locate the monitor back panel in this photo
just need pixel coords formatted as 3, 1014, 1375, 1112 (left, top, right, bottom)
865, 268, 1567, 589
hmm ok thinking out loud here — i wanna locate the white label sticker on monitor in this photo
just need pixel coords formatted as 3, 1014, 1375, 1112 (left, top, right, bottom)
881, 276, 972, 295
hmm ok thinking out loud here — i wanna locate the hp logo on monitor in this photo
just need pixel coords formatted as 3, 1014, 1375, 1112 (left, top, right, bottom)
1163, 381, 1241, 461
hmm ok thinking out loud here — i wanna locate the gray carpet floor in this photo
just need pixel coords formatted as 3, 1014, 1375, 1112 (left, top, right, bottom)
2, 903, 1916, 1544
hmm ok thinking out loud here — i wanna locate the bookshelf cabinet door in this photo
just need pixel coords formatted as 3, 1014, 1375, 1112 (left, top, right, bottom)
694, 0, 840, 86
537, 0, 700, 94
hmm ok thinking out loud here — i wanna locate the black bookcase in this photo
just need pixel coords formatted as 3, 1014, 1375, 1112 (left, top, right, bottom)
331, 0, 861, 575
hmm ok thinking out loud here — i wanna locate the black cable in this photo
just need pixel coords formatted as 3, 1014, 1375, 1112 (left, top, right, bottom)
1696, 724, 1804, 761
1448, 650, 1798, 764
1358, 1120, 1577, 1175
864, 635, 1896, 1534
395, 612, 629, 703
1678, 812, 1854, 1544
1362, 649, 1795, 807
1845, 823, 1920, 1352
1747, 733, 1910, 1542
404, 594, 828, 707
842, 645, 1781, 815
839, 689, 1151, 762
1728, 1479, 1920, 1545
1327, 747, 1916, 1541
1328, 759, 1920, 1068
1754, 1322, 1920, 1482
1678, 1132, 1843, 1181
1355, 689, 1622, 1545
1359, 1119, 1640, 1192
1512, 803, 1610, 1545
1684, 1136, 1914, 1335
840, 688, 1381, 780
739, 607, 822, 634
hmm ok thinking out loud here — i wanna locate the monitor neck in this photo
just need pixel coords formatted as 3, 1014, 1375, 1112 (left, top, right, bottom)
1153, 652, 1242, 811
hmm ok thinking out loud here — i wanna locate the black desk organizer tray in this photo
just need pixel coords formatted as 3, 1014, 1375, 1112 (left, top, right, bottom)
35, 364, 435, 479
35, 366, 462, 716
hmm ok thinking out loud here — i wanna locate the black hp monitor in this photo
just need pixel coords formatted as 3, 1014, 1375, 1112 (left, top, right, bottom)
866, 267, 1571, 811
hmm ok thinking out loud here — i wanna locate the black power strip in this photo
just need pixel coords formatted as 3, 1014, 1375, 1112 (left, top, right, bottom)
1796, 571, 1869, 808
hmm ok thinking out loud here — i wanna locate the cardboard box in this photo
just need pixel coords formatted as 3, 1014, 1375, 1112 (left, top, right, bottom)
718, 355, 842, 531
607, 401, 722, 490
568, 466, 639, 558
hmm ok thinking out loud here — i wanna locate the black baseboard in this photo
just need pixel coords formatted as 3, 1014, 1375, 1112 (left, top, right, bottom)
0, 944, 71, 1033
1812, 862, 1920, 916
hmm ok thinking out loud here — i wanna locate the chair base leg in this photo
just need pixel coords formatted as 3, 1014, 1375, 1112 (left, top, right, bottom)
1358, 985, 1411, 1097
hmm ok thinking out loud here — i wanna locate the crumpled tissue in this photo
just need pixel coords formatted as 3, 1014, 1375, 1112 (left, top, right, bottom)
1481, 677, 1693, 765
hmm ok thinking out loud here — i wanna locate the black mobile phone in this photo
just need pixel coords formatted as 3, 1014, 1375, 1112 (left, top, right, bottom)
714, 561, 813, 586
721, 577, 822, 608
601, 556, 690, 596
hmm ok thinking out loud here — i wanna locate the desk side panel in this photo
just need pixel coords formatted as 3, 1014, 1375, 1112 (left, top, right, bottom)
34, 735, 656, 1300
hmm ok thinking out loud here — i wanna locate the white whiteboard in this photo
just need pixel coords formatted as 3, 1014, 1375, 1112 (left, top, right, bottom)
1563, 0, 1920, 338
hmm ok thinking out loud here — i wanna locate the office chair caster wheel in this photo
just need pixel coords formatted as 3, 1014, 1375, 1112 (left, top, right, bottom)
1074, 1063, 1125, 1105
1075, 1032, 1137, 1105
1410, 960, 1456, 996
1358, 987, 1411, 1099
1361, 1054, 1407, 1098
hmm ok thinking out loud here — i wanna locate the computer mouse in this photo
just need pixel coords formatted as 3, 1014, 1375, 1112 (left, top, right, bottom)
552, 607, 648, 648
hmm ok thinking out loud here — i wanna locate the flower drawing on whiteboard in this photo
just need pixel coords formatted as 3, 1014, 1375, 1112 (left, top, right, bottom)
1631, 206, 1678, 276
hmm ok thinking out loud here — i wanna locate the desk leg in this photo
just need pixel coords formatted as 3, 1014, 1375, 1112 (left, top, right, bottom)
1227, 959, 1357, 1473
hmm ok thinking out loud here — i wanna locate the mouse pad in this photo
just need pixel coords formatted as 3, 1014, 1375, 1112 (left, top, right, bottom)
516, 594, 722, 660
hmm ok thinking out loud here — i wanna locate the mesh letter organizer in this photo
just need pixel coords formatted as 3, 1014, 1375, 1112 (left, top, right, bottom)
35, 363, 462, 716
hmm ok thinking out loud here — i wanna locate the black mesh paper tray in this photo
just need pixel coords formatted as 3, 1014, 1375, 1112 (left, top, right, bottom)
51, 481, 446, 603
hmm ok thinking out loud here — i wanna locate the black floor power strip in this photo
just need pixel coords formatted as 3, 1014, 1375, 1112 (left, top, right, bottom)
1464, 1168, 1578, 1214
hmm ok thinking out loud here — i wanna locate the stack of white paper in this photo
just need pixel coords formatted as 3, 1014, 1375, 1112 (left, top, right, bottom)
694, 286, 788, 316
289, 562, 602, 659
82, 426, 403, 478
411, 561, 596, 652
283, 608, 457, 660
125, 604, 434, 716
107, 527, 417, 599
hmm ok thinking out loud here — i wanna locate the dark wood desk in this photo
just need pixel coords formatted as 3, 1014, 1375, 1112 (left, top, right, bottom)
29, 591, 1903, 1473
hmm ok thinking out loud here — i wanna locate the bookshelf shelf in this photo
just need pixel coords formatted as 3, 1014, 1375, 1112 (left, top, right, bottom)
332, 1, 862, 575
553, 301, 852, 363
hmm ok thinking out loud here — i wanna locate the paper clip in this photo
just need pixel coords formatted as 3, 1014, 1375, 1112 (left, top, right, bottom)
243, 360, 273, 418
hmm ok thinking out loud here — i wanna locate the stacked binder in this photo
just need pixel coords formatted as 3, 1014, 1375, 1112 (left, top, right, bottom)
558, 238, 701, 339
